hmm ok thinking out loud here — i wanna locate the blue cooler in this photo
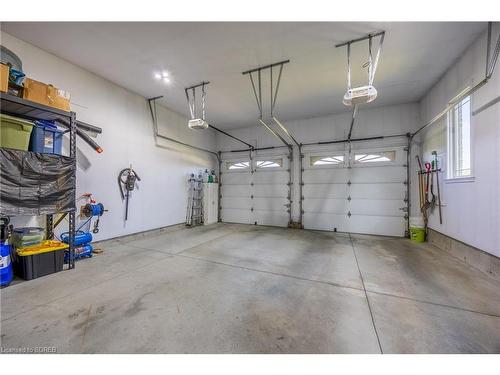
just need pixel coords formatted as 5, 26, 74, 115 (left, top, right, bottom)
29, 120, 64, 154
0, 242, 14, 287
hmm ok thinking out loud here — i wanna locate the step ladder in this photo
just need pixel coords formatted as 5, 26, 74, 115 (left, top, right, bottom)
186, 173, 204, 226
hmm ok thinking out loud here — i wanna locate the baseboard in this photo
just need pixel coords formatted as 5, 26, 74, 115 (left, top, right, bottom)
93, 222, 187, 247
427, 228, 500, 282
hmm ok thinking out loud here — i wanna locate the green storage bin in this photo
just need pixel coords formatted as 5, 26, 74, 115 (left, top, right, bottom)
0, 113, 34, 151
410, 226, 426, 243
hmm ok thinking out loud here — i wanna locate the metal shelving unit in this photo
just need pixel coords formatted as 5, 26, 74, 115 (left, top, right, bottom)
0, 92, 77, 269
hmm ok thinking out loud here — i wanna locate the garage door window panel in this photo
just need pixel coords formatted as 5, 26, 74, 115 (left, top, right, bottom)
226, 160, 250, 171
354, 150, 396, 164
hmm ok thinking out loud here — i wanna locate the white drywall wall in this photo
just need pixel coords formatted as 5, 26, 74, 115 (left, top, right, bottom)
216, 103, 421, 224
419, 24, 500, 257
1, 31, 217, 241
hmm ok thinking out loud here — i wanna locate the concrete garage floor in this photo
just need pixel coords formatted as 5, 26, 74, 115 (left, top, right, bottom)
1, 223, 500, 353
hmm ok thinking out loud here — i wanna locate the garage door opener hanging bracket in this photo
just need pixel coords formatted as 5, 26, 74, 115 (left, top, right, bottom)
336, 31, 385, 107
183, 82, 254, 149
242, 60, 299, 148
185, 81, 210, 130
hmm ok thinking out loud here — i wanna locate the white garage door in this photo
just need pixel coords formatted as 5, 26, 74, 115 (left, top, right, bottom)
221, 151, 291, 227
302, 144, 408, 237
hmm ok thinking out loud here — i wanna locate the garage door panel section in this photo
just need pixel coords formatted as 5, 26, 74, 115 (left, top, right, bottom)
303, 198, 348, 214
251, 153, 290, 227
221, 184, 251, 198
349, 166, 406, 183
222, 173, 252, 185
303, 212, 349, 232
253, 197, 288, 211
221, 156, 253, 224
254, 210, 289, 227
349, 199, 405, 216
303, 168, 350, 184
303, 146, 407, 237
253, 170, 289, 185
222, 209, 254, 224
254, 184, 288, 198
348, 215, 406, 237
221, 197, 252, 210
349, 183, 404, 200
302, 184, 348, 199
221, 153, 290, 227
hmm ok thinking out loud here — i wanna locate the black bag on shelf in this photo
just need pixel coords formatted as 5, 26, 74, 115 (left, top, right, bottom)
0, 148, 75, 216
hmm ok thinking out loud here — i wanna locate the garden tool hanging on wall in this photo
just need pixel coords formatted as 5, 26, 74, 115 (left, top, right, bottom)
416, 152, 443, 229
118, 165, 141, 221
432, 151, 443, 224
416, 156, 429, 228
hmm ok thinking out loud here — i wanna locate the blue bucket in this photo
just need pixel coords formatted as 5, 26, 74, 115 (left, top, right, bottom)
29, 120, 64, 155
0, 242, 14, 287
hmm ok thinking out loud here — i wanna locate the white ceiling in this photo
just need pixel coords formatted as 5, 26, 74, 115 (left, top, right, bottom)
2, 22, 485, 129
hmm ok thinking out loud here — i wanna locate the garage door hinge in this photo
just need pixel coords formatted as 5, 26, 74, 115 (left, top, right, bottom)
251, 207, 254, 212
287, 182, 292, 186
347, 211, 352, 217
403, 164, 408, 167
287, 169, 290, 172
301, 196, 304, 200
399, 207, 408, 212
404, 147, 409, 151
251, 182, 254, 186
251, 194, 254, 199
347, 180, 351, 186
403, 180, 408, 185
347, 195, 351, 201
404, 214, 409, 220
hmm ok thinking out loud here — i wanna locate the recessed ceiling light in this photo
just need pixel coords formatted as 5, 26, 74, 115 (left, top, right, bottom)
162, 71, 169, 78
163, 77, 171, 84
154, 72, 162, 80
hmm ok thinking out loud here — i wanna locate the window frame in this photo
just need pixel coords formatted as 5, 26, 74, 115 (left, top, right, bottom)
352, 150, 397, 165
225, 160, 251, 172
309, 154, 346, 168
254, 157, 285, 171
446, 93, 474, 181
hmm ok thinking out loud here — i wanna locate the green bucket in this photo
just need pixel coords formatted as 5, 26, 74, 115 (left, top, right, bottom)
410, 226, 426, 243
0, 113, 34, 151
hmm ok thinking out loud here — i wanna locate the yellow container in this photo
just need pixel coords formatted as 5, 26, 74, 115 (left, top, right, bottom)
410, 227, 426, 243
17, 240, 69, 256
0, 113, 34, 150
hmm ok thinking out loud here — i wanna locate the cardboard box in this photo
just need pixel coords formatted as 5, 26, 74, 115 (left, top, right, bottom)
0, 63, 8, 93
51, 88, 71, 112
23, 77, 51, 106
23, 78, 71, 112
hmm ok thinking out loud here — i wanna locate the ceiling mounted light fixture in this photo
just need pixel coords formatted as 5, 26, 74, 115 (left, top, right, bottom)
154, 71, 171, 84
